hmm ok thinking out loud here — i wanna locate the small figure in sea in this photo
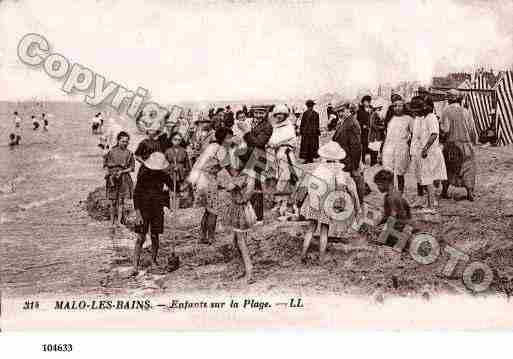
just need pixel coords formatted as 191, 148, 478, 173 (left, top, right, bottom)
32, 115, 40, 130
91, 113, 101, 135
9, 111, 22, 146
42, 113, 49, 131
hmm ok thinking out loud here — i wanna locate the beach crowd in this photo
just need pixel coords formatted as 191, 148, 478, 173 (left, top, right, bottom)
10, 88, 479, 283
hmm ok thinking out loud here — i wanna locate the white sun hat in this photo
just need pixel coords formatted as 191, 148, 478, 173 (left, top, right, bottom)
143, 152, 169, 170
368, 141, 382, 152
273, 104, 289, 116
318, 141, 346, 160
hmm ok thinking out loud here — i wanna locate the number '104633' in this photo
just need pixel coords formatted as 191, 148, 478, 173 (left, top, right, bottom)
42, 344, 73, 352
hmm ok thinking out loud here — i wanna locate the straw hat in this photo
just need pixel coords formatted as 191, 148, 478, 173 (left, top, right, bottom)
409, 96, 425, 112
144, 152, 169, 170
361, 95, 372, 104
273, 104, 289, 116
448, 89, 460, 97
145, 117, 163, 133
390, 93, 403, 103
369, 141, 382, 152
318, 141, 346, 160
194, 114, 211, 124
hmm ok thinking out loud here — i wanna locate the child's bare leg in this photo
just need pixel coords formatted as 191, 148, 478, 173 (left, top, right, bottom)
150, 233, 160, 266
233, 233, 242, 264
200, 210, 209, 243
132, 233, 146, 274
236, 232, 254, 283
441, 180, 450, 198
319, 223, 329, 264
207, 212, 217, 242
110, 200, 117, 227
397, 175, 405, 194
301, 220, 317, 262
116, 199, 124, 226
426, 184, 435, 208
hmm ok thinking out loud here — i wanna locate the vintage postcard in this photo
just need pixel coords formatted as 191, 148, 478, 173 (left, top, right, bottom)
1, 0, 513, 332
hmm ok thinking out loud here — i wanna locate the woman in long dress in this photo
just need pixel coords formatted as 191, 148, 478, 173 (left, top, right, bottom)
381, 97, 412, 193
410, 96, 447, 213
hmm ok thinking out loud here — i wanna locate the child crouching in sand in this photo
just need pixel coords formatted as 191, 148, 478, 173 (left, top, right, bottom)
300, 141, 361, 264
374, 169, 412, 247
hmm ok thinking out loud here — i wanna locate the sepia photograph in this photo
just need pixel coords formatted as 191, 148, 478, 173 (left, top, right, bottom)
1, 0, 513, 334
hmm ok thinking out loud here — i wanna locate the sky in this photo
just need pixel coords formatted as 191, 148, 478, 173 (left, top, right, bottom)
1, 0, 512, 103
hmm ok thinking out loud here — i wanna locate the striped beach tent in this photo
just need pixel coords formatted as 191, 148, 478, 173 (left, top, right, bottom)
494, 71, 513, 146
467, 72, 495, 136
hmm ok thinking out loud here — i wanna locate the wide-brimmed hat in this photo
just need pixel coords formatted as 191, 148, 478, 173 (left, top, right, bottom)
272, 104, 289, 116
144, 117, 163, 133
305, 99, 315, 107
250, 105, 272, 112
194, 114, 211, 124
318, 141, 346, 160
144, 152, 169, 170
369, 141, 382, 152
371, 98, 388, 110
448, 89, 460, 97
334, 102, 356, 114
390, 93, 403, 103
409, 97, 425, 112
418, 86, 429, 94
361, 95, 372, 104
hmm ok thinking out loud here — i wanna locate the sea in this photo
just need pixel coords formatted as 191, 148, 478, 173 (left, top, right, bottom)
0, 101, 138, 297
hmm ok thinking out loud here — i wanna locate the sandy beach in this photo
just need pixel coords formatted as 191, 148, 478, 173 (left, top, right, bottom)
2, 101, 513, 303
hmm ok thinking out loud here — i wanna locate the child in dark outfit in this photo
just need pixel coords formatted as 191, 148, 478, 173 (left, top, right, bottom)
374, 169, 412, 247
131, 152, 172, 276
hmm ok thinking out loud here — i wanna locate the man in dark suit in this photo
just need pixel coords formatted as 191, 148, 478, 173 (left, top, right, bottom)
357, 95, 373, 165
299, 99, 320, 163
332, 103, 365, 205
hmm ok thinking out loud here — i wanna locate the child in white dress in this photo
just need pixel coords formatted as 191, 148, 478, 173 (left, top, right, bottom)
300, 141, 361, 264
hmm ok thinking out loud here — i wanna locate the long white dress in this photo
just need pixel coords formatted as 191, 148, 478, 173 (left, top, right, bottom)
410, 113, 447, 185
267, 118, 297, 193
382, 115, 412, 175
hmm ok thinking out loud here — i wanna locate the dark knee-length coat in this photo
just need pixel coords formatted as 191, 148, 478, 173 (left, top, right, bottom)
299, 109, 320, 160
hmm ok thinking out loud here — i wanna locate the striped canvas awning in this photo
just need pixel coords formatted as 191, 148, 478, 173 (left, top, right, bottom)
495, 71, 513, 146
467, 72, 495, 135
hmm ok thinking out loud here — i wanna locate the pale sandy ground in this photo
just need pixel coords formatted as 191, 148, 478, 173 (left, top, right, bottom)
6, 143, 513, 299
